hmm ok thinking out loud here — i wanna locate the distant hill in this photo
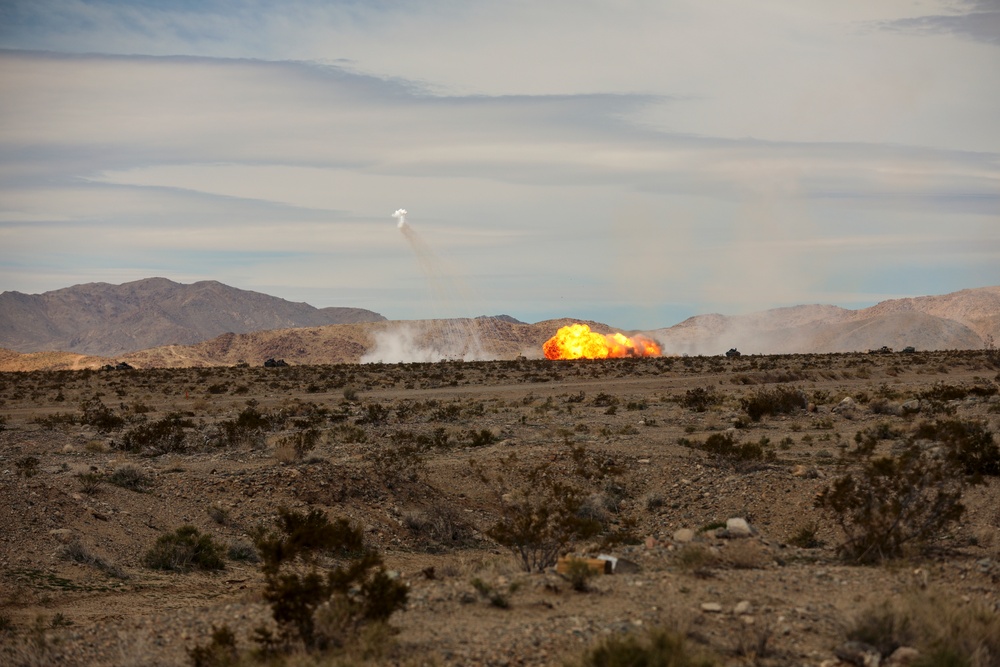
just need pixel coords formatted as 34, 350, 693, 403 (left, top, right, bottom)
654, 286, 1000, 355
1, 282, 996, 371
0, 277, 386, 356
116, 318, 562, 368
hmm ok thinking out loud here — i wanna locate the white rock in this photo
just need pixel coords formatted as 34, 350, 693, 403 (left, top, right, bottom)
672, 528, 695, 543
700, 602, 722, 613
733, 600, 753, 615
726, 517, 752, 538
887, 647, 919, 665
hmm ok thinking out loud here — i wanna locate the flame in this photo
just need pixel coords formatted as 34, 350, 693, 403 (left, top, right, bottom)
543, 324, 661, 360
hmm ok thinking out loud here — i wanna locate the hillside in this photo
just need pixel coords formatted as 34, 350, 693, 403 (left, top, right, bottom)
0, 278, 385, 356
0, 284, 996, 370
120, 318, 573, 368
655, 286, 1000, 356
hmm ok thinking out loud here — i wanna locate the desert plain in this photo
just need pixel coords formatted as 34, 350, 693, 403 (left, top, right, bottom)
1, 350, 999, 666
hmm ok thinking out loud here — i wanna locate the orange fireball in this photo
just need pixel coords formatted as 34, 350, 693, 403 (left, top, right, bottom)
543, 324, 661, 360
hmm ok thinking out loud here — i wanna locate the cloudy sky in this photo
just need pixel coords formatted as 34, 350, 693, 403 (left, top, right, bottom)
1, 0, 998, 328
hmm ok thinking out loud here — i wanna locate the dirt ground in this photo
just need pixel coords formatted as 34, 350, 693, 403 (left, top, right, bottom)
1, 351, 999, 666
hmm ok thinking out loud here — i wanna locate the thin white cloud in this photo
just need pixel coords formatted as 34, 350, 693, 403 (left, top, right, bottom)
0, 3, 998, 326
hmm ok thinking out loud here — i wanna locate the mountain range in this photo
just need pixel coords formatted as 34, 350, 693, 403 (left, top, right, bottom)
653, 287, 1000, 356
0, 279, 997, 370
0, 277, 385, 357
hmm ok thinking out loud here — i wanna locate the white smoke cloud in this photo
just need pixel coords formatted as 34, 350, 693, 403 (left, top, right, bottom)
361, 322, 500, 363
393, 208, 407, 229
361, 325, 446, 363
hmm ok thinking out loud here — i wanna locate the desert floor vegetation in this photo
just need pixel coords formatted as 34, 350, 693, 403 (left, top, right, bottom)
1, 350, 999, 665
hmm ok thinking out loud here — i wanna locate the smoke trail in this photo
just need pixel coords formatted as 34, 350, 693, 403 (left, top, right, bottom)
361, 209, 508, 363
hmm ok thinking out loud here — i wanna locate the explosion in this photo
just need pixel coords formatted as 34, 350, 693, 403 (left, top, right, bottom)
543, 323, 661, 360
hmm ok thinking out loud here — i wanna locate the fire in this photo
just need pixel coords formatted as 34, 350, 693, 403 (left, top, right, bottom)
543, 323, 661, 360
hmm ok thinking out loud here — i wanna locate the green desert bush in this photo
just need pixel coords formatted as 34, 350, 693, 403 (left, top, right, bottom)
250, 507, 407, 652
815, 444, 966, 563
144, 525, 225, 572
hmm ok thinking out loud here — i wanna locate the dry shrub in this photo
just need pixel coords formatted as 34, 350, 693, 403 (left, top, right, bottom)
115, 413, 191, 455
722, 540, 771, 570
673, 543, 718, 577
251, 507, 407, 653
911, 419, 1000, 479
144, 526, 225, 572
846, 588, 1000, 667
61, 541, 126, 578
815, 444, 966, 563
273, 443, 298, 464
572, 626, 717, 667
473, 453, 603, 573
403, 503, 474, 547
740, 386, 807, 422
106, 465, 153, 492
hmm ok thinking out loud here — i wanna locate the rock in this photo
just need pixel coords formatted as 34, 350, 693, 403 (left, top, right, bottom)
887, 647, 919, 666
645, 536, 658, 549
833, 396, 857, 415
835, 640, 882, 667
724, 517, 752, 538
733, 600, 753, 615
901, 400, 921, 414
49, 528, 75, 544
673, 528, 695, 543
791, 464, 819, 478
700, 602, 723, 613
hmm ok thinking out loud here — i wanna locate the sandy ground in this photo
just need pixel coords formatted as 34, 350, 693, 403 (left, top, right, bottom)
1, 351, 999, 666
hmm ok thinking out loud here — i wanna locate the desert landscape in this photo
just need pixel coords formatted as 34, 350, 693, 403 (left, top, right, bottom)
5, 2, 997, 661
2, 346, 999, 666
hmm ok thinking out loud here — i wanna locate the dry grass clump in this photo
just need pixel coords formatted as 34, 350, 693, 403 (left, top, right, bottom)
673, 543, 719, 578
845, 588, 1000, 667
572, 626, 717, 667
61, 540, 127, 579
106, 465, 154, 492
721, 540, 771, 570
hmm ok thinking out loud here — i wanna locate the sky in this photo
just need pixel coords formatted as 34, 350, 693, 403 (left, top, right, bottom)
0, 0, 998, 329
